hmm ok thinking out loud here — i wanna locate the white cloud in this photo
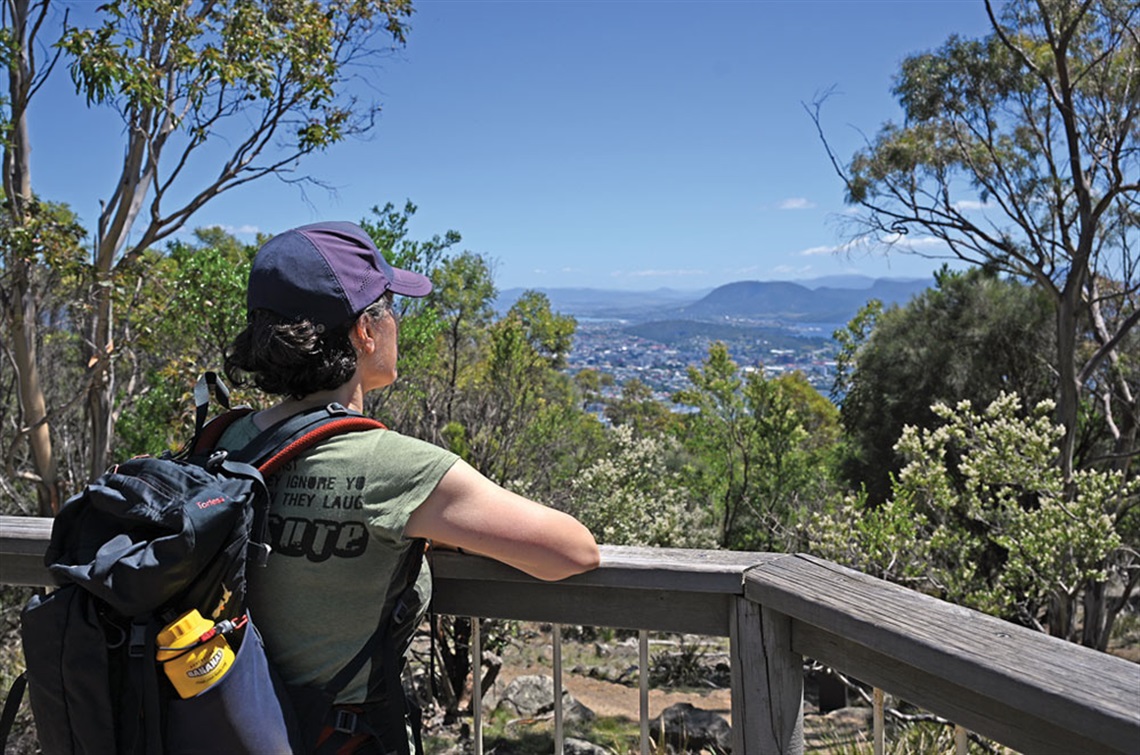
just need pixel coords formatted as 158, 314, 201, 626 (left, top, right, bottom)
214, 224, 260, 235
800, 234, 946, 256
778, 197, 816, 210
953, 199, 993, 211
886, 234, 945, 250
800, 242, 851, 256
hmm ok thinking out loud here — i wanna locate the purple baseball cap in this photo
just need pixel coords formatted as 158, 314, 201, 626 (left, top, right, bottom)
247, 221, 432, 328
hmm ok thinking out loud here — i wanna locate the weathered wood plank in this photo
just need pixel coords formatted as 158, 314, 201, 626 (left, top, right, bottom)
432, 579, 733, 636
744, 554, 1140, 754
0, 517, 52, 586
0, 516, 51, 553
794, 621, 1122, 755
1, 517, 770, 594
6, 515, 1138, 754
731, 597, 804, 755
431, 546, 773, 594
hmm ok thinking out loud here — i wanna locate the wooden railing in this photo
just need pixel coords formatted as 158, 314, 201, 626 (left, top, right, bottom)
2, 516, 1138, 754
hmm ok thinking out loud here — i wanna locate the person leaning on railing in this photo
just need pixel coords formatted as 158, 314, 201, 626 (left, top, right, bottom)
220, 221, 600, 754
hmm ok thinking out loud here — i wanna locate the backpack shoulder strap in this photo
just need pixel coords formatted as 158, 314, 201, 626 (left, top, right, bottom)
191, 407, 256, 455
226, 404, 386, 475
255, 415, 387, 478
319, 538, 427, 755
193, 402, 386, 569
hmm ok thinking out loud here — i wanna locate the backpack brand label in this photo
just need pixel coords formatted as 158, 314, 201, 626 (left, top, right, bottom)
195, 496, 226, 509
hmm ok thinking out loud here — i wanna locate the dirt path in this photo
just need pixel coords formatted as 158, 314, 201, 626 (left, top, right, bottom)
492, 666, 733, 723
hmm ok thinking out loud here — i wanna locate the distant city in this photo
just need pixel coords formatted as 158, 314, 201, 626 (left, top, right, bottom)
566, 319, 838, 406
496, 275, 935, 407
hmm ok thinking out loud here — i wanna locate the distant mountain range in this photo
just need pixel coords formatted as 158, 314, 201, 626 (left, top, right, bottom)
676, 278, 931, 324
495, 285, 710, 320
496, 275, 932, 325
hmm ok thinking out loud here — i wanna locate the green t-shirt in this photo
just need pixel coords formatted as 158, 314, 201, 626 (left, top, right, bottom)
218, 414, 458, 703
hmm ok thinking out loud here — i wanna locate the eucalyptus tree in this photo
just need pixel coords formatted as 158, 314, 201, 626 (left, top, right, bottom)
674, 342, 841, 551
838, 268, 1056, 504
1, 0, 414, 512
814, 0, 1139, 481
2, 0, 79, 514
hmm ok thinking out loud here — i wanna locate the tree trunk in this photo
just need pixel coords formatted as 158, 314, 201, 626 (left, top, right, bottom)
86, 268, 116, 479
1047, 592, 1074, 641
2, 0, 59, 515
1054, 291, 1083, 482
1080, 579, 1107, 650
8, 266, 60, 515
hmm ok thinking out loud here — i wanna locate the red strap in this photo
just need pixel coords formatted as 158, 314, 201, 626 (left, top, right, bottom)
258, 417, 386, 478
192, 408, 256, 455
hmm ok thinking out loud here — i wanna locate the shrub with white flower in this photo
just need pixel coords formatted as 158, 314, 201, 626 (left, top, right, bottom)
569, 425, 715, 548
806, 393, 1136, 648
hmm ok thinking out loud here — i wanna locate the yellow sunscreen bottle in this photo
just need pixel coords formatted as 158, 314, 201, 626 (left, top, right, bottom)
156, 609, 235, 698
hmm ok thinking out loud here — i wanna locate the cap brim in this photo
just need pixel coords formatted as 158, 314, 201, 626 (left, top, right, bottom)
388, 267, 433, 298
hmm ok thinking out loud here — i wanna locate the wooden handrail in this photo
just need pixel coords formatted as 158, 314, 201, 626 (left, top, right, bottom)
744, 553, 1139, 754
3, 515, 1138, 754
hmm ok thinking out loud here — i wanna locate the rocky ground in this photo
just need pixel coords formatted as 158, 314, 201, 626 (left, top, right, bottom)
417, 626, 883, 755
420, 618, 1140, 755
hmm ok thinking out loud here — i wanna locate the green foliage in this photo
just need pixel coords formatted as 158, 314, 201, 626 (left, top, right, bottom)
827, 0, 1140, 484
507, 290, 576, 369
604, 377, 679, 436
113, 228, 257, 455
5, 0, 420, 494
830, 298, 881, 404
59, 0, 413, 151
0, 196, 89, 509
569, 425, 714, 548
422, 249, 497, 429
837, 268, 1055, 504
115, 368, 193, 458
0, 196, 87, 274
674, 342, 841, 550
808, 393, 1137, 645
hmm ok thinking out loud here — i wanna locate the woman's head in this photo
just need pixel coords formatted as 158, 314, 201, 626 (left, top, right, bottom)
225, 222, 429, 399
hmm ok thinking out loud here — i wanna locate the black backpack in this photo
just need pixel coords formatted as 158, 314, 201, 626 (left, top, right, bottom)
4, 374, 427, 755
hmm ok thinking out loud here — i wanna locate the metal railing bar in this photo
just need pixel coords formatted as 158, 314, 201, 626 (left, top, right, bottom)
639, 629, 649, 755
553, 623, 563, 754
873, 686, 884, 755
472, 617, 483, 755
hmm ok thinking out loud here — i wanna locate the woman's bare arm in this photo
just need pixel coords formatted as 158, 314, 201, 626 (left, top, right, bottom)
405, 459, 600, 581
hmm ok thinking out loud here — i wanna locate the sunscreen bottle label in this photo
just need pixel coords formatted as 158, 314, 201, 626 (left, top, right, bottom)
156, 609, 235, 698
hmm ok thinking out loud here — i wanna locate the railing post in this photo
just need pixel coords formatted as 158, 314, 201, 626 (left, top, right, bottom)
731, 597, 804, 755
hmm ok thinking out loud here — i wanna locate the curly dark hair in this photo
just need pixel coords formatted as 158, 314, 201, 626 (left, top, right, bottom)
225, 295, 393, 399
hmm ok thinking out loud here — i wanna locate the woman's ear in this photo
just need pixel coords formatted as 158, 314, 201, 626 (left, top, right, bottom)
351, 316, 376, 354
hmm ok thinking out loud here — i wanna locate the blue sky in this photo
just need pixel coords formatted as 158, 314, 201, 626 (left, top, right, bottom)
30, 0, 994, 291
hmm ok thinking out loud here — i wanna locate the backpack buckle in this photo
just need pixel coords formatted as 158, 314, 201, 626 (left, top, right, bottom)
206, 449, 229, 470
326, 403, 348, 415
128, 623, 148, 658
333, 708, 358, 734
